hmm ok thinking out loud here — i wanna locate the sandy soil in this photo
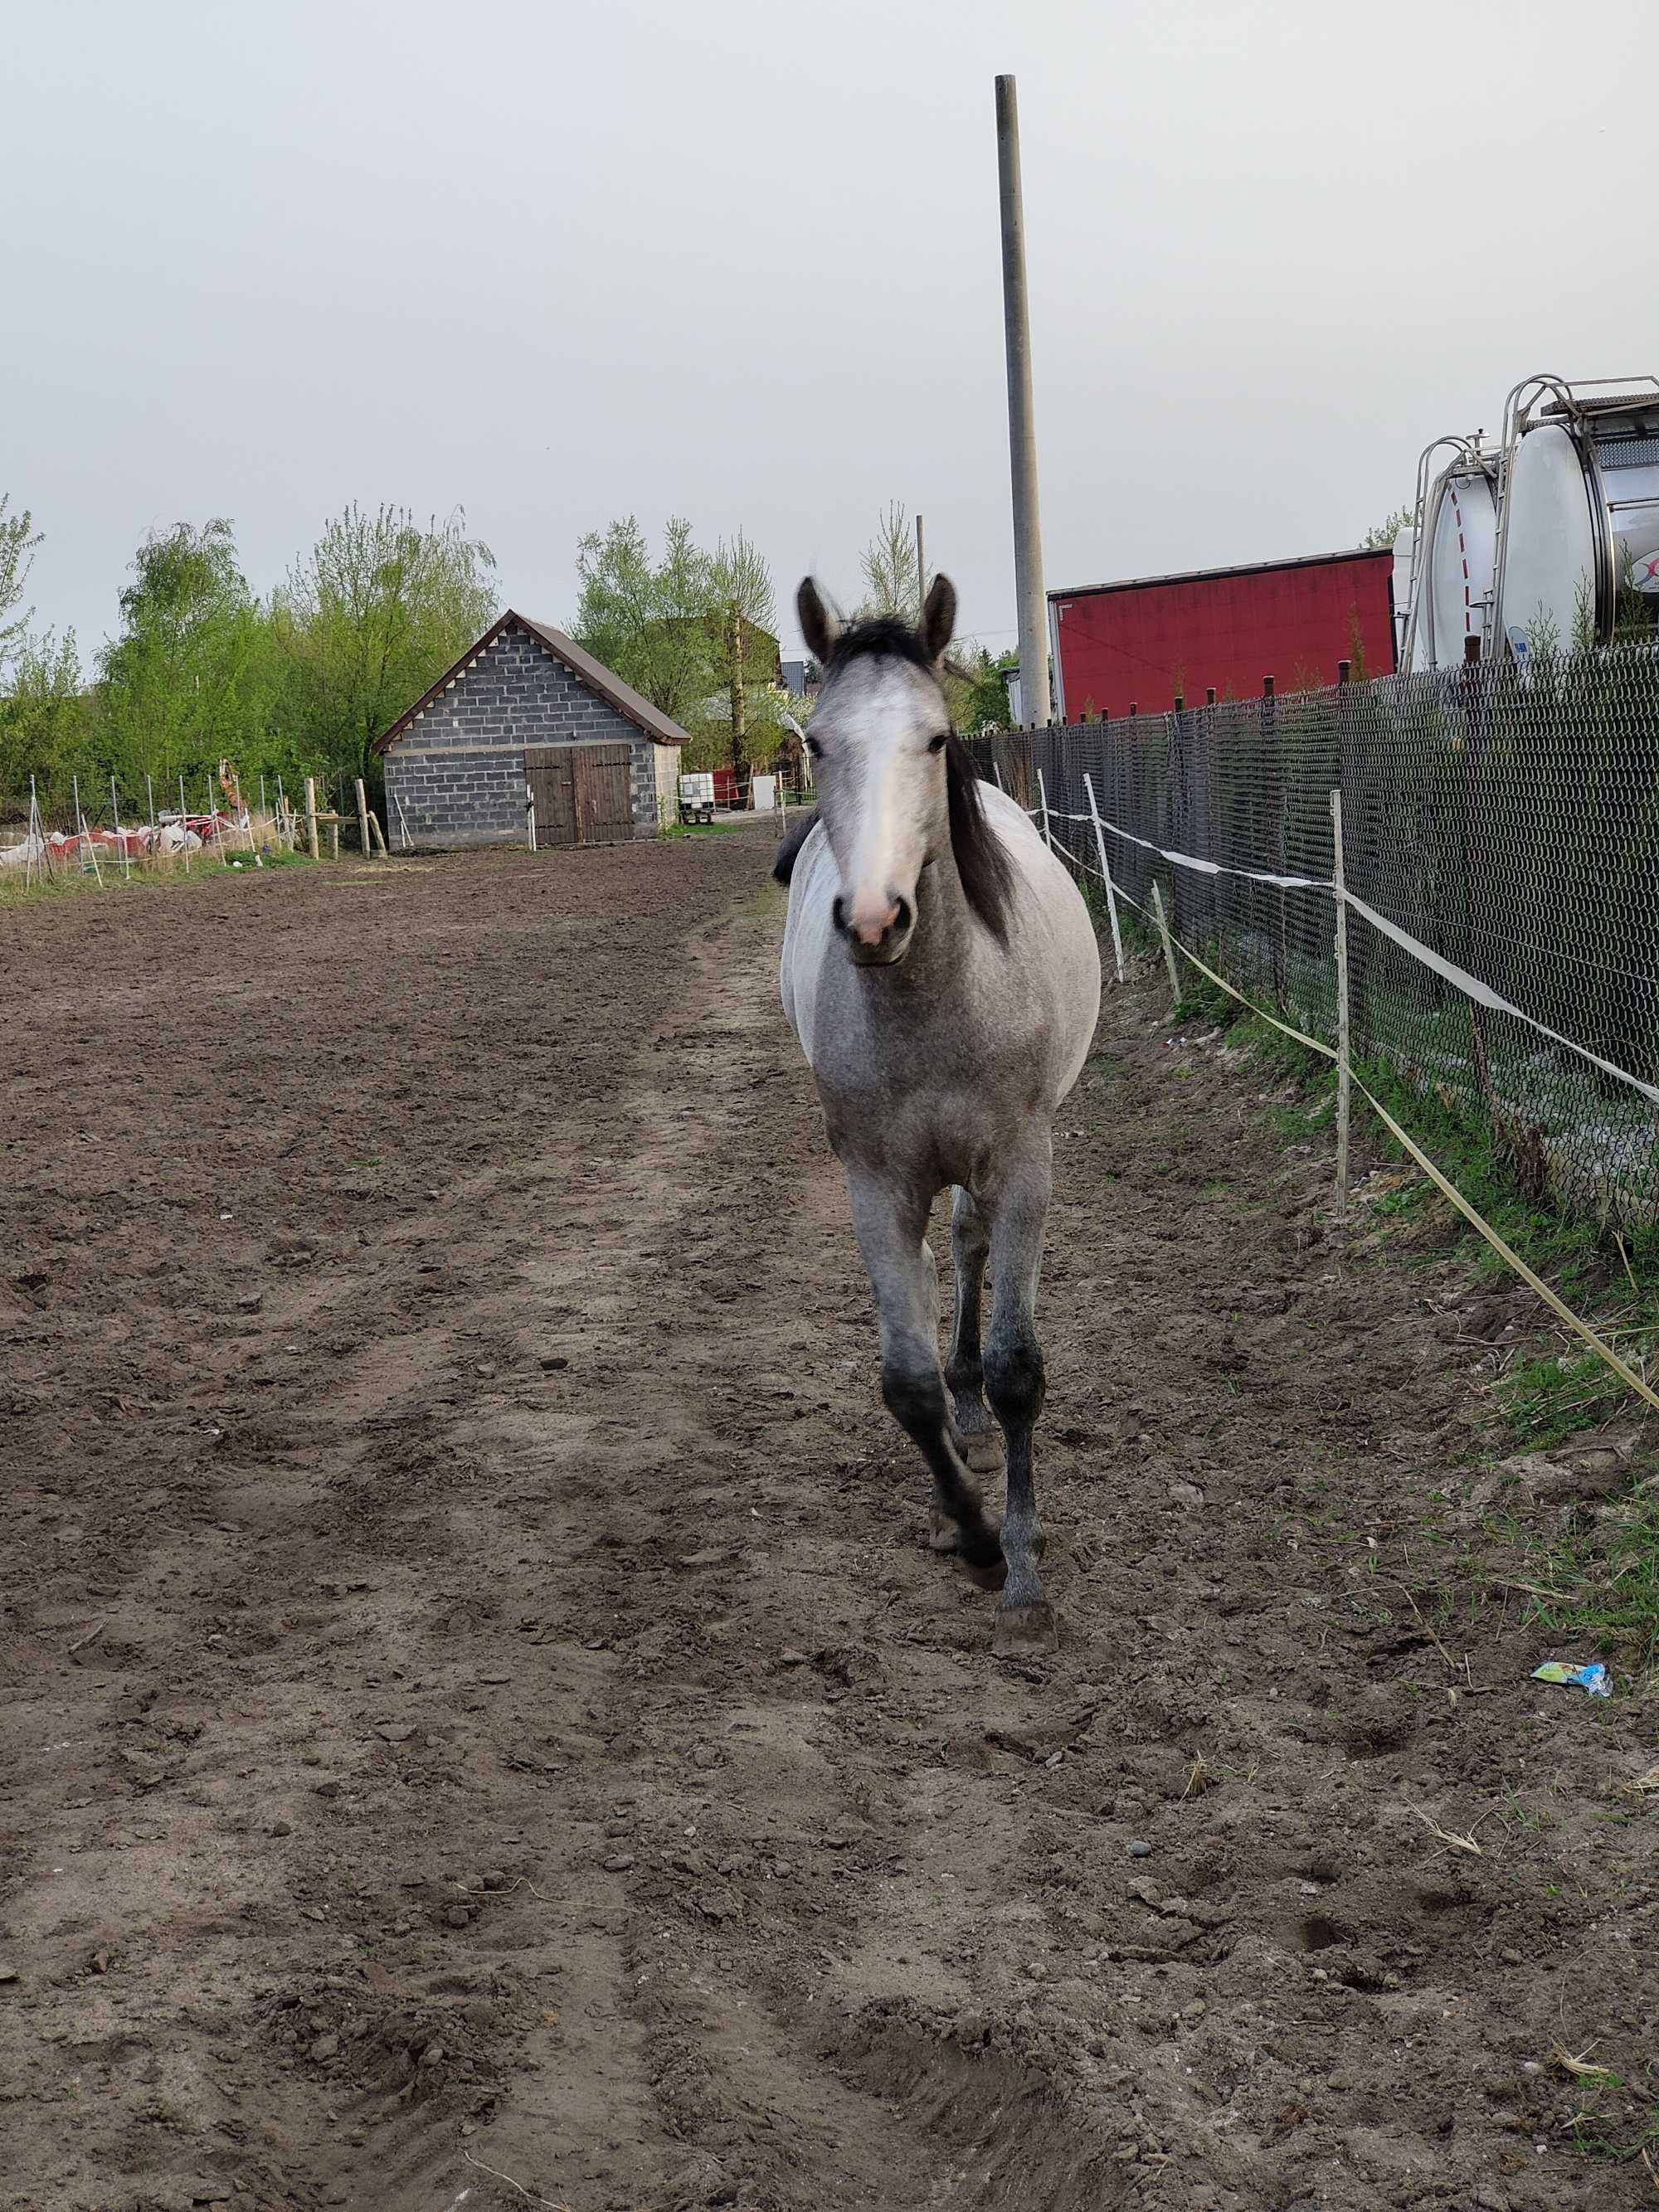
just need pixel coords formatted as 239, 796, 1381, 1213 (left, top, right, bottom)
1, 833, 1654, 2212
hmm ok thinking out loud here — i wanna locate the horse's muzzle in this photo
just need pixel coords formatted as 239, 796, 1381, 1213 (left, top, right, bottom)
834, 892, 915, 966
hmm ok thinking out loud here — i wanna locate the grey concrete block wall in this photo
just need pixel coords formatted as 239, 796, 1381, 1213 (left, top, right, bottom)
382, 620, 671, 850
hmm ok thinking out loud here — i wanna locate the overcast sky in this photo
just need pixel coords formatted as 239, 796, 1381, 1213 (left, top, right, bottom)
9, 0, 1648, 663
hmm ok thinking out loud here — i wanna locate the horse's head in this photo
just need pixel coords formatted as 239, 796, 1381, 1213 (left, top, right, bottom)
796, 572, 1009, 968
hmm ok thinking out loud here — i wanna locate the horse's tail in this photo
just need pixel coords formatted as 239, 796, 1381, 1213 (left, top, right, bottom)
771, 808, 819, 886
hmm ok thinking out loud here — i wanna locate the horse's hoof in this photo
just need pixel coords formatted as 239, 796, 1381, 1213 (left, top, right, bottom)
961, 1430, 1006, 1476
992, 1601, 1059, 1656
962, 1548, 1008, 1593
927, 1510, 960, 1555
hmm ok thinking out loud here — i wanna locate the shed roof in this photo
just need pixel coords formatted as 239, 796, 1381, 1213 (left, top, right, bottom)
372, 610, 690, 755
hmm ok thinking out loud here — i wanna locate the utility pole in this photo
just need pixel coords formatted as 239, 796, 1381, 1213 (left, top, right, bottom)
915, 513, 927, 620
995, 72, 1050, 727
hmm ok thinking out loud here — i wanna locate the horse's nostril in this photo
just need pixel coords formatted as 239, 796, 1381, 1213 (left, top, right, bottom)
893, 896, 912, 936
832, 896, 847, 936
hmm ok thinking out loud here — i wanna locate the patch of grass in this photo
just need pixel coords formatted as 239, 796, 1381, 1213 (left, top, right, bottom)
1170, 965, 1239, 1028
1509, 1492, 1659, 1673
1505, 1351, 1627, 1449
1564, 2096, 1659, 2168
1228, 1013, 1334, 1091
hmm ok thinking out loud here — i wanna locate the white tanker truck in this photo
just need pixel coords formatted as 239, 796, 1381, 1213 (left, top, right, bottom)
1398, 373, 1659, 670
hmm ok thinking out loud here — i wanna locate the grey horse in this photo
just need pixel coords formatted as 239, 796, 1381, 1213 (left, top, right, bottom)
775, 576, 1101, 1653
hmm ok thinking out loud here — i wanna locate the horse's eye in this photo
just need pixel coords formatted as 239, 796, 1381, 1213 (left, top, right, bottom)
805, 735, 822, 759
928, 732, 950, 753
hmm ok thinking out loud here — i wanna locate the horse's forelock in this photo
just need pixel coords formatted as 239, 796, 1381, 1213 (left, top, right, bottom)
822, 617, 932, 675
944, 736, 1014, 946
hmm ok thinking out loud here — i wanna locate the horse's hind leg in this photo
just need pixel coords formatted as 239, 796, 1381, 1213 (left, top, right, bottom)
846, 1169, 1005, 1588
982, 1140, 1058, 1655
945, 1186, 1005, 1482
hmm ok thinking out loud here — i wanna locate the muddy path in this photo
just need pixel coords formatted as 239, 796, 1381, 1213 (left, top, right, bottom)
2, 836, 1654, 2212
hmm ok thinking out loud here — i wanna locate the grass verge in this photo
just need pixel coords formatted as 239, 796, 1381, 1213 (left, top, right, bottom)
1155, 944, 1659, 1685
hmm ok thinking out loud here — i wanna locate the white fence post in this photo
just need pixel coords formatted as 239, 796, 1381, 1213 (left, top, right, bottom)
1331, 787, 1352, 1217
1150, 878, 1180, 1007
1036, 767, 1053, 850
1082, 771, 1126, 985
72, 774, 102, 886
525, 780, 538, 853
109, 775, 131, 882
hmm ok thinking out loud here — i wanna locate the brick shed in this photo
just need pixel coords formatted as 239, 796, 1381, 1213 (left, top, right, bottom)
373, 611, 687, 851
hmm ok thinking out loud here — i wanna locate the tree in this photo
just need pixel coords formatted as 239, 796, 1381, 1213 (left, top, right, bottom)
951, 645, 1016, 733
572, 517, 719, 730
99, 519, 273, 799
1362, 506, 1413, 551
709, 532, 777, 795
858, 501, 920, 622
277, 503, 499, 783
1, 494, 42, 675
0, 628, 85, 810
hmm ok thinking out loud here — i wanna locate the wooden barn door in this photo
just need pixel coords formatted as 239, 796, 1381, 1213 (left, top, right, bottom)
572, 743, 635, 844
525, 744, 633, 848
523, 748, 577, 847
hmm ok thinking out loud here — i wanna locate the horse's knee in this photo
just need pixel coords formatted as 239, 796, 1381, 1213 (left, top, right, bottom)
882, 1356, 946, 1441
943, 1340, 981, 1396
985, 1337, 1045, 1427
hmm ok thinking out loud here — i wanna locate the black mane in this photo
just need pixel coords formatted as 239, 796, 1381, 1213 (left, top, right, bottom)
771, 807, 819, 884
943, 732, 1014, 945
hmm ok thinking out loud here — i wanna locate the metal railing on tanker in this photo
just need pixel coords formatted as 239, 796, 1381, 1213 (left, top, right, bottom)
970, 637, 1659, 1232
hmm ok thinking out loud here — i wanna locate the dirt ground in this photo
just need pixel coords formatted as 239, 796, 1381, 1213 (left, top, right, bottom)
2, 833, 1655, 2212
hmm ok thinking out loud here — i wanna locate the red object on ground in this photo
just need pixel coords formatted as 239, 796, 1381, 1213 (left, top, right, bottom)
1051, 549, 1397, 720
712, 767, 740, 806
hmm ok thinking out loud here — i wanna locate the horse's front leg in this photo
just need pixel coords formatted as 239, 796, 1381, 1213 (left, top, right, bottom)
945, 1185, 1005, 1478
846, 1169, 1005, 1588
982, 1139, 1058, 1655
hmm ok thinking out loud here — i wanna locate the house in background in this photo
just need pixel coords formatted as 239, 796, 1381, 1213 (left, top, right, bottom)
374, 612, 687, 850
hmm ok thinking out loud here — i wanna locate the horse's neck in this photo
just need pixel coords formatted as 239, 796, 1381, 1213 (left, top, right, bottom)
902, 849, 983, 995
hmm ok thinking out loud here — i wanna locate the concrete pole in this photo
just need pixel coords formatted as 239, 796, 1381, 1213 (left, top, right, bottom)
995, 73, 1051, 728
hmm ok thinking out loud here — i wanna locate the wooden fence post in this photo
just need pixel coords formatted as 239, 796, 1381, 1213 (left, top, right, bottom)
1331, 787, 1352, 1217
304, 777, 319, 861
1082, 771, 1126, 984
1150, 878, 1180, 1007
525, 779, 538, 853
355, 778, 372, 858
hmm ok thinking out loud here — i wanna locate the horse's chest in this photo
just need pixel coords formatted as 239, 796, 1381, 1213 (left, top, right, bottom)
812, 1018, 1040, 1176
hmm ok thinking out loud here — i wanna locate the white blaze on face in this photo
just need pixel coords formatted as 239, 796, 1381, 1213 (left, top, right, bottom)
826, 661, 938, 945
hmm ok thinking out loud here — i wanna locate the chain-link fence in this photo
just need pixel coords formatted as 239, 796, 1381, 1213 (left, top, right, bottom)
970, 641, 1659, 1228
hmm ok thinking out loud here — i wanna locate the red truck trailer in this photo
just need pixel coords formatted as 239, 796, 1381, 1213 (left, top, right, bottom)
1048, 547, 1397, 721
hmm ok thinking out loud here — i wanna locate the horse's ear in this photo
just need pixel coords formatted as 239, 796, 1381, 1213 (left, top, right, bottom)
797, 577, 841, 666
920, 573, 956, 664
